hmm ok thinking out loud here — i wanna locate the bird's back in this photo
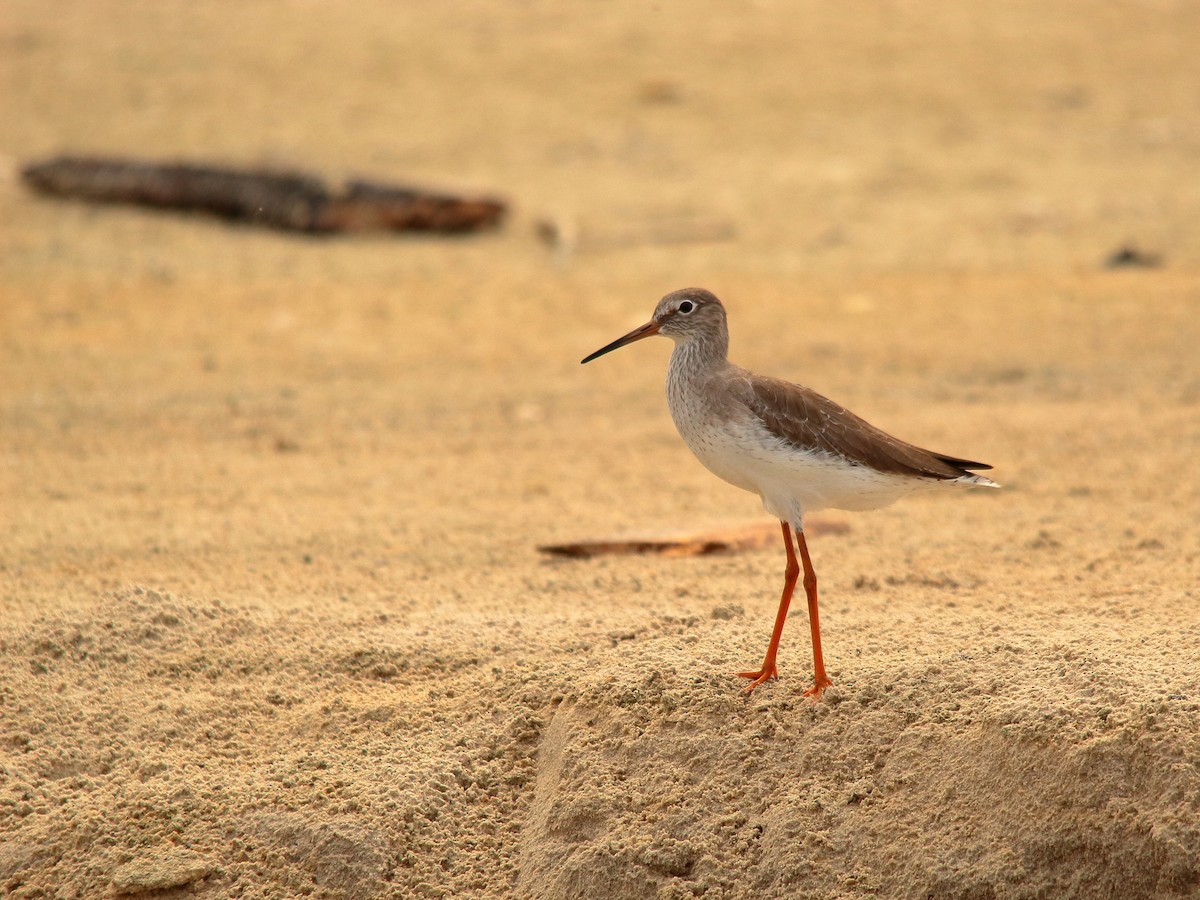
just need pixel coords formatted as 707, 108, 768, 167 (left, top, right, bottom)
666, 357, 995, 522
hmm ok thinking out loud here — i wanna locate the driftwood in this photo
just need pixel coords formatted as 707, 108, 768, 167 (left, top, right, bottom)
20, 156, 506, 235
538, 520, 850, 560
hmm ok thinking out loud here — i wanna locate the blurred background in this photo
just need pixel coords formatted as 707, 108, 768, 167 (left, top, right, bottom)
6, 1, 1199, 274
3, 0, 1198, 609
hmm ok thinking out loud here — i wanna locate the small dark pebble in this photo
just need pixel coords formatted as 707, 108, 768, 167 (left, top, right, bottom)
1104, 245, 1162, 269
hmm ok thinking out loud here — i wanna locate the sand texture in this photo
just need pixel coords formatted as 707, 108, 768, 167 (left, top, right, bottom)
3, 2, 1200, 898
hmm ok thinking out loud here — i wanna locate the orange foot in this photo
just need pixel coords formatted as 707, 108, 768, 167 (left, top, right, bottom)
803, 674, 833, 700
736, 664, 778, 693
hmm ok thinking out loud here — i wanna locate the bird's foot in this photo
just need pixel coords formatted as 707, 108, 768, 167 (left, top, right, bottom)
803, 674, 833, 700
736, 664, 778, 693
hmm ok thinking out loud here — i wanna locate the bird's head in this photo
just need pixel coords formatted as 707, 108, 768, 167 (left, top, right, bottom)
581, 288, 726, 363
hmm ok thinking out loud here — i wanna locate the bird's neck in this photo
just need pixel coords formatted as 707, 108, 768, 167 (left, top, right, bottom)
668, 332, 729, 383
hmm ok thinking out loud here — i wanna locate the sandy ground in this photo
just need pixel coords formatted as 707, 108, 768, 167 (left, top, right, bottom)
3, 2, 1200, 898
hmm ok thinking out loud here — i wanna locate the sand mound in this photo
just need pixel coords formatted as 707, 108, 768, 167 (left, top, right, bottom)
521, 685, 1199, 899
3, 589, 1197, 898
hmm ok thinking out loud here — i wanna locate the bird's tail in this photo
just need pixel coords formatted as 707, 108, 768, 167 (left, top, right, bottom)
935, 454, 999, 488
956, 472, 1000, 489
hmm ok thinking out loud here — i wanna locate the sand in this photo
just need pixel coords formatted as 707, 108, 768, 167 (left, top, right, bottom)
3, 2, 1200, 897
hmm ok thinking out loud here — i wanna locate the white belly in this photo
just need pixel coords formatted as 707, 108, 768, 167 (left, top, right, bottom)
669, 397, 927, 523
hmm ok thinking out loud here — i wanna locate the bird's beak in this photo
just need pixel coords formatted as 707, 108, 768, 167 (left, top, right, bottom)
580, 320, 661, 364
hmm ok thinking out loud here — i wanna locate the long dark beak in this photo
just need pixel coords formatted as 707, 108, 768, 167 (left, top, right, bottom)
580, 320, 660, 364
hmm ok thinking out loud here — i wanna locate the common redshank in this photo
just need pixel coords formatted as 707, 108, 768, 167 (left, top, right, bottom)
581, 287, 998, 697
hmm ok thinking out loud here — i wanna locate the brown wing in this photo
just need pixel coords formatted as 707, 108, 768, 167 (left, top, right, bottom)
744, 375, 991, 480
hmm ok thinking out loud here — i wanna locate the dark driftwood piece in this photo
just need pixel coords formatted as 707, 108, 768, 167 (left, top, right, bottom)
21, 156, 506, 235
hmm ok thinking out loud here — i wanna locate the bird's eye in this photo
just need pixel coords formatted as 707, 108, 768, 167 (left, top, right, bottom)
678, 300, 695, 315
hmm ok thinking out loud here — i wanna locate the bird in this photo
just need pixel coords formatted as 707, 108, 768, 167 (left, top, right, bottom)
581, 287, 998, 697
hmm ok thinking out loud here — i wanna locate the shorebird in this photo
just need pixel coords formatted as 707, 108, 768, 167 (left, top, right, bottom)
582, 287, 998, 697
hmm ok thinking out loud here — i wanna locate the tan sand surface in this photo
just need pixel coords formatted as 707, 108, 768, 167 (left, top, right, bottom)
2, 2, 1199, 897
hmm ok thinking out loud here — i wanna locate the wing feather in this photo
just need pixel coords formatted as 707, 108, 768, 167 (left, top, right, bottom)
743, 376, 991, 481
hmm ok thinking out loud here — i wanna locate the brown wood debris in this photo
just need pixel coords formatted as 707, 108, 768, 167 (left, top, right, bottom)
20, 155, 506, 235
538, 519, 850, 559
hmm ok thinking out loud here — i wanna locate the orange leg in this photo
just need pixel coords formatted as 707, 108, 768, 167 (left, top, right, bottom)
737, 521, 832, 698
796, 529, 832, 698
737, 521, 799, 692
